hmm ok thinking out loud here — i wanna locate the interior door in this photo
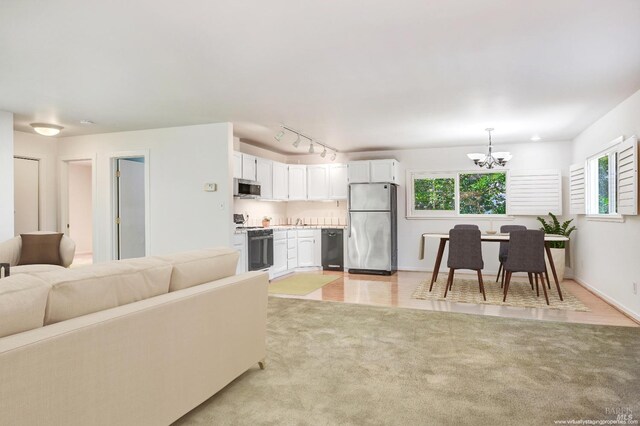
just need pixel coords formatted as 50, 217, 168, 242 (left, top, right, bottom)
117, 158, 146, 259
14, 157, 39, 235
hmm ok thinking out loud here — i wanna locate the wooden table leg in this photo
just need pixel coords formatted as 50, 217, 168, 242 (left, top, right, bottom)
429, 238, 447, 291
545, 243, 564, 301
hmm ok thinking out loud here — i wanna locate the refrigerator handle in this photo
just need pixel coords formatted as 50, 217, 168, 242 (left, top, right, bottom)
347, 184, 351, 238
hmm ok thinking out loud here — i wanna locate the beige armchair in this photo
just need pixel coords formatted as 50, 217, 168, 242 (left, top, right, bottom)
0, 232, 76, 274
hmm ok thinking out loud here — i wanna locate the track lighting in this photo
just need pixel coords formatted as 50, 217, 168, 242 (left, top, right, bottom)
277, 124, 339, 160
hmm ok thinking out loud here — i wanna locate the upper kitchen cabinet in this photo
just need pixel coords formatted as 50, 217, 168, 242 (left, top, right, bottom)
233, 152, 242, 179
307, 165, 330, 200
328, 164, 348, 199
256, 158, 273, 199
370, 159, 399, 184
288, 165, 307, 200
272, 161, 289, 200
241, 154, 257, 181
347, 159, 400, 184
347, 161, 370, 183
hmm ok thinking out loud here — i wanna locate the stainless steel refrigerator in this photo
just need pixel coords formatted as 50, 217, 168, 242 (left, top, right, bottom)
347, 183, 398, 275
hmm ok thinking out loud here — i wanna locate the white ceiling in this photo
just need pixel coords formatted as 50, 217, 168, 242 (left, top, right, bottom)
1, 0, 639, 153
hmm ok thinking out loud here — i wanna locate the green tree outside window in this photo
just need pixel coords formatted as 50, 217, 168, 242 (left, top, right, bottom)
598, 155, 609, 214
414, 178, 455, 210
459, 173, 507, 214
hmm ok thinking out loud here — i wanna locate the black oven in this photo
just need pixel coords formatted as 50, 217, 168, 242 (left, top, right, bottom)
247, 229, 274, 271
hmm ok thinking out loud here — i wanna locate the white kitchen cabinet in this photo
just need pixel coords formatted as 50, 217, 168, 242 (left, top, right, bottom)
297, 229, 321, 268
271, 231, 288, 277
328, 164, 348, 199
241, 154, 257, 181
287, 232, 298, 269
370, 159, 399, 184
347, 161, 370, 183
307, 164, 330, 200
256, 158, 273, 200
232, 233, 247, 274
288, 165, 307, 200
233, 152, 243, 179
272, 161, 289, 200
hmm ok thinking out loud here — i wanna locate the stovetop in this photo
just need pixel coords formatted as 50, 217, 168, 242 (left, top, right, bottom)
235, 226, 264, 230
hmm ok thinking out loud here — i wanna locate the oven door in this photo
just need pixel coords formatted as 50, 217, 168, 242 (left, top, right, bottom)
247, 234, 274, 271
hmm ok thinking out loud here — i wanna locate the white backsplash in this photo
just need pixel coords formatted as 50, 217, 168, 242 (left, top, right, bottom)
234, 199, 347, 227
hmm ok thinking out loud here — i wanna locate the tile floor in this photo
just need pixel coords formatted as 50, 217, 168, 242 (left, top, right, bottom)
271, 270, 639, 327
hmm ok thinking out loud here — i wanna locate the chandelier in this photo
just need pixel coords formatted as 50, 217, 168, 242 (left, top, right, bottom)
467, 128, 512, 169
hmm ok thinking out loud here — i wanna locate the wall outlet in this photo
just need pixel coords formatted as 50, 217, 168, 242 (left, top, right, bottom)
633, 282, 638, 295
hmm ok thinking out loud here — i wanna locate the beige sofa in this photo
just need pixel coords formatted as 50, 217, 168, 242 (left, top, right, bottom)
0, 248, 268, 426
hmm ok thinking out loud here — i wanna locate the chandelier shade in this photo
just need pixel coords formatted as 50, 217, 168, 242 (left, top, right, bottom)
467, 128, 511, 169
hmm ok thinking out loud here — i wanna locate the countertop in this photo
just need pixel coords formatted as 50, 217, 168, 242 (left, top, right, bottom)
234, 225, 347, 234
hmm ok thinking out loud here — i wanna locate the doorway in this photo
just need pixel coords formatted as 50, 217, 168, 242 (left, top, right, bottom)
13, 157, 40, 235
67, 160, 94, 265
114, 157, 146, 260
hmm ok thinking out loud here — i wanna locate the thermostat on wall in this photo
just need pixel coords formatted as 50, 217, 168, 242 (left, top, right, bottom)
204, 183, 217, 192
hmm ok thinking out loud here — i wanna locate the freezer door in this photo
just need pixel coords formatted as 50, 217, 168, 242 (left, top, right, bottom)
349, 183, 391, 211
347, 211, 391, 271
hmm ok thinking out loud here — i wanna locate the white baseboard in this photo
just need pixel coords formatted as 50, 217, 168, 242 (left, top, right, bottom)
573, 276, 640, 323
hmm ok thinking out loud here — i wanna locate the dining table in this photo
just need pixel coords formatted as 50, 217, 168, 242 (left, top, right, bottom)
419, 232, 569, 301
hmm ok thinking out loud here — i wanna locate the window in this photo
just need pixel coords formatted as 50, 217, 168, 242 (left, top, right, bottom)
586, 149, 617, 215
407, 171, 507, 217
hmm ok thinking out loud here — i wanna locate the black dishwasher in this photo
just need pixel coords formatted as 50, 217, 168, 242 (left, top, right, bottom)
321, 229, 344, 271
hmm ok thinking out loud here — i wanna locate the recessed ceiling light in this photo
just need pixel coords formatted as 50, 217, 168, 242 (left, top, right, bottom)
30, 123, 63, 136
80, 119, 95, 125
531, 135, 541, 141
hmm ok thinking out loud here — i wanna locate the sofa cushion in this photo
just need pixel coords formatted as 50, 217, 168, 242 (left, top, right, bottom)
39, 257, 172, 325
157, 248, 239, 292
11, 264, 66, 275
18, 233, 64, 266
0, 274, 51, 338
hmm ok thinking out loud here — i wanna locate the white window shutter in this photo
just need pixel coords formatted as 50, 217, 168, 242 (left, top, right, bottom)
569, 163, 586, 215
617, 135, 638, 216
507, 169, 562, 215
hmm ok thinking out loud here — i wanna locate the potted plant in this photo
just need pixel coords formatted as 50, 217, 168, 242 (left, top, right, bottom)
536, 212, 576, 282
261, 216, 271, 228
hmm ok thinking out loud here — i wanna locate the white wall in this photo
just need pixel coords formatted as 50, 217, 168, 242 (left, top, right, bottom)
234, 199, 288, 226
58, 123, 234, 262
570, 88, 640, 320
68, 162, 93, 253
0, 112, 14, 241
13, 131, 58, 232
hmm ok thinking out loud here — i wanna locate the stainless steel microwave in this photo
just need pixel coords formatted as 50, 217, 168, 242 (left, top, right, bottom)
233, 178, 261, 198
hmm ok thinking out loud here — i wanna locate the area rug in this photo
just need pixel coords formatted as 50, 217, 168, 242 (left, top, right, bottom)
412, 277, 589, 311
174, 298, 639, 426
268, 274, 339, 295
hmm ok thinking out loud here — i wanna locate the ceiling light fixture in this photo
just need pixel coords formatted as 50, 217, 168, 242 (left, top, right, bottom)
277, 124, 339, 160
30, 123, 63, 136
466, 128, 512, 169
531, 135, 541, 141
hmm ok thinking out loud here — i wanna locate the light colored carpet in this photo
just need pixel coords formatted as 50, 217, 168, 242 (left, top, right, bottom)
268, 273, 339, 295
174, 297, 639, 426
413, 277, 589, 311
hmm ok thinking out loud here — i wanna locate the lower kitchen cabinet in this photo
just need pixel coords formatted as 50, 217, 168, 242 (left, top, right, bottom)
233, 233, 247, 274
272, 232, 288, 277
269, 229, 325, 279
296, 229, 321, 268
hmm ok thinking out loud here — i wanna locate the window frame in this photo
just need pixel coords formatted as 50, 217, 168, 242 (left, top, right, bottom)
585, 140, 621, 218
406, 169, 510, 219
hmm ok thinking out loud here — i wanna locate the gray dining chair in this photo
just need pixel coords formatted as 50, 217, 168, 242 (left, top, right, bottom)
453, 224, 479, 230
442, 228, 486, 301
496, 225, 527, 287
502, 230, 550, 305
